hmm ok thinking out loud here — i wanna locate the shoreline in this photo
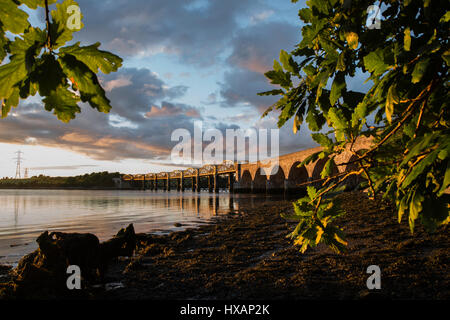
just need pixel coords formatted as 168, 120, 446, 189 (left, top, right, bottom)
0, 187, 123, 190
1, 191, 449, 300
101, 191, 450, 300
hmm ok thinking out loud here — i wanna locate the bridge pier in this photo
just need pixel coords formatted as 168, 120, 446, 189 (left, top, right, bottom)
196, 172, 200, 192
228, 173, 234, 192
208, 176, 213, 193
180, 175, 184, 192
165, 179, 170, 191
213, 173, 218, 193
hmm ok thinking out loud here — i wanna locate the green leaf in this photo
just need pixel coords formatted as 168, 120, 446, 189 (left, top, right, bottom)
307, 186, 317, 201
273, 60, 283, 72
421, 197, 449, 232
20, 0, 58, 9
264, 69, 292, 88
311, 133, 333, 151
440, 11, 450, 23
0, 27, 46, 101
58, 54, 112, 113
59, 42, 123, 74
329, 72, 346, 105
1, 87, 19, 118
401, 132, 439, 166
398, 195, 408, 223
404, 27, 411, 52
0, 0, 30, 34
411, 58, 430, 84
363, 48, 391, 76
442, 50, 450, 67
438, 161, 450, 196
336, 51, 346, 72
280, 50, 299, 74
34, 53, 67, 97
50, 0, 84, 49
321, 157, 336, 179
257, 89, 284, 96
306, 107, 325, 132
293, 101, 306, 134
0, 58, 26, 101
385, 85, 399, 123
345, 32, 358, 50
409, 189, 424, 233
42, 84, 81, 122
300, 152, 320, 167
402, 150, 439, 188
327, 107, 348, 130
0, 31, 7, 63
298, 8, 312, 22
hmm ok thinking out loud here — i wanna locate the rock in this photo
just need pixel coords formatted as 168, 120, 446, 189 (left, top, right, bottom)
123, 257, 144, 274
143, 243, 164, 256
0, 265, 12, 272
38, 230, 101, 281
163, 247, 175, 257
176, 234, 192, 245
99, 224, 137, 271
6, 224, 137, 298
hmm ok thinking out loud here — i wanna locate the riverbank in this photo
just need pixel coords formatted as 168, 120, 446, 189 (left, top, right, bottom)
0, 186, 123, 190
1, 191, 449, 299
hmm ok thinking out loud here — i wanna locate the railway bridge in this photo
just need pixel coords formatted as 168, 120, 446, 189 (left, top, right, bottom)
122, 137, 371, 193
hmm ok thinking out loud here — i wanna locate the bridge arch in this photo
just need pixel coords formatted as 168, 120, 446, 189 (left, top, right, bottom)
286, 162, 309, 191
240, 170, 252, 190
253, 168, 267, 192
268, 165, 286, 191
311, 158, 339, 187
343, 150, 368, 189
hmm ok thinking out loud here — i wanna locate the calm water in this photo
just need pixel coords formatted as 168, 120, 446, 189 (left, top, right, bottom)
0, 189, 274, 265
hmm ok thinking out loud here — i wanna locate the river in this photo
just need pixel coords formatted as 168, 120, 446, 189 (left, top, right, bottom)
0, 189, 282, 265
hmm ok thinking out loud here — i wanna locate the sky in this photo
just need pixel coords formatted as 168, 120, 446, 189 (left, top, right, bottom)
0, 0, 371, 178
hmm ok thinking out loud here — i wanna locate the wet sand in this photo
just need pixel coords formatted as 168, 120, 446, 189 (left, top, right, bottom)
97, 191, 449, 300
1, 191, 448, 299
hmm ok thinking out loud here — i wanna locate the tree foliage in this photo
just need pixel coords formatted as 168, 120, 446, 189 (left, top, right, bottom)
0, 0, 122, 122
260, 0, 449, 253
0, 171, 121, 188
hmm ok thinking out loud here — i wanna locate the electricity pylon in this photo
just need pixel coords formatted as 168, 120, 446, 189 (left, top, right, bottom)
14, 151, 23, 179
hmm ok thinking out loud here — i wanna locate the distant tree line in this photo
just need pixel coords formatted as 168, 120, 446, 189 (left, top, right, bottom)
0, 172, 122, 189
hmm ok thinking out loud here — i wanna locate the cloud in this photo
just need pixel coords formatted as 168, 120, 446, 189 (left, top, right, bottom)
74, 0, 265, 65
249, 10, 275, 24
103, 76, 132, 92
145, 102, 201, 118
1, 0, 325, 169
29, 165, 98, 171
220, 22, 299, 112
216, 20, 324, 152
0, 67, 203, 161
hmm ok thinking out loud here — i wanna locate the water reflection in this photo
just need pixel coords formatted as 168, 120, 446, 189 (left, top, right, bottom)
0, 189, 277, 264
